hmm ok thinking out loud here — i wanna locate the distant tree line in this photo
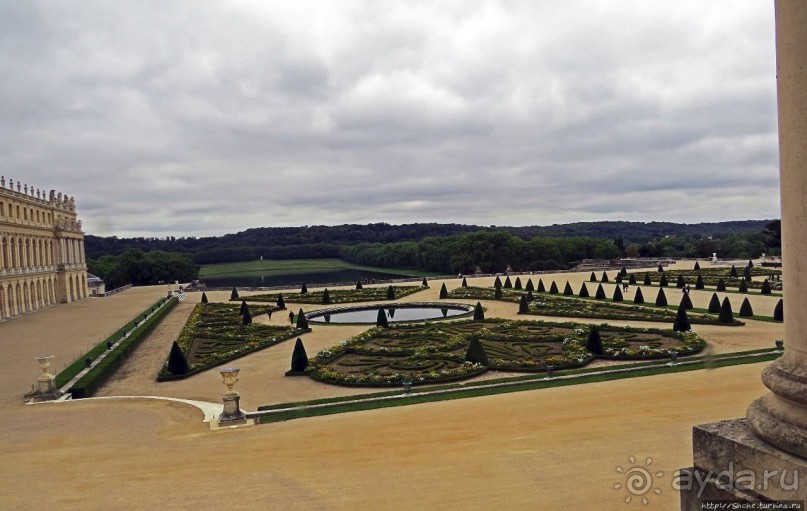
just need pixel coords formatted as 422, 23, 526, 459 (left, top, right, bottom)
87, 249, 199, 289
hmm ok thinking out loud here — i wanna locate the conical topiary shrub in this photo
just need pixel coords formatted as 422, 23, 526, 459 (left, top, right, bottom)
356, 281, 363, 290
615, 274, 622, 284
774, 299, 783, 321
518, 294, 528, 314
739, 297, 754, 317
525, 279, 534, 292
439, 283, 448, 299
462, 277, 468, 288
676, 275, 685, 288
465, 335, 489, 366
658, 264, 664, 272
494, 276, 502, 288
694, 261, 701, 271
537, 279, 546, 293
590, 272, 597, 282
587, 326, 603, 356
660, 274, 669, 287
300, 283, 308, 294
296, 308, 309, 330
644, 274, 652, 286
743, 266, 752, 282
167, 341, 190, 375
739, 280, 748, 293
549, 281, 559, 294
376, 308, 389, 327
717, 278, 727, 292
730, 265, 738, 278
286, 338, 309, 375
708, 293, 721, 313
655, 288, 668, 306
240, 300, 248, 315
613, 285, 623, 302
633, 287, 644, 304
761, 280, 772, 295
680, 293, 693, 310
495, 285, 503, 299
628, 274, 636, 285
230, 287, 239, 300
695, 275, 704, 290
514, 277, 522, 290
242, 306, 252, 325
422, 277, 429, 288
748, 259, 754, 268
473, 302, 485, 320
504, 276, 512, 288
322, 288, 331, 304
201, 292, 208, 304
673, 305, 691, 332
595, 284, 606, 300
579, 283, 590, 298
387, 285, 396, 300
719, 298, 734, 323
601, 271, 609, 283
277, 294, 286, 309
620, 266, 628, 277
563, 282, 573, 295
526, 289, 534, 301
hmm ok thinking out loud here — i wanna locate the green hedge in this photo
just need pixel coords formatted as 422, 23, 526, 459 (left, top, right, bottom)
67, 297, 178, 398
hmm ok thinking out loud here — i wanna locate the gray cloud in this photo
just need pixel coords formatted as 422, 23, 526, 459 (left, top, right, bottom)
0, 0, 779, 237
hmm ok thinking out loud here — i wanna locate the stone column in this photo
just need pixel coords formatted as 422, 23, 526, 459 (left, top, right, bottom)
746, 0, 807, 459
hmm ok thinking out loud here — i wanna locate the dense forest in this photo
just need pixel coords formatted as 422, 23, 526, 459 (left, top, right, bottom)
84, 220, 780, 286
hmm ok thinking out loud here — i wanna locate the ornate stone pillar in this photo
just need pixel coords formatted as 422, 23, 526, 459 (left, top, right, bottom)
746, 0, 807, 459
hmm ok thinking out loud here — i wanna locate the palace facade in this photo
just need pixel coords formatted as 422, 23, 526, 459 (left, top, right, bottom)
0, 177, 88, 322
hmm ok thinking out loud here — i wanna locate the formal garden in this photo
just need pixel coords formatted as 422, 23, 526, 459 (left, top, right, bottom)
231, 283, 426, 305
305, 319, 705, 387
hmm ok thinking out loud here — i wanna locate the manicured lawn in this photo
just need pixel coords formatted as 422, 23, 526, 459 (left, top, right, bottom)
199, 258, 440, 278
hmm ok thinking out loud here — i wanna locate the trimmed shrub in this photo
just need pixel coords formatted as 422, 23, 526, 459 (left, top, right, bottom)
708, 293, 721, 313
201, 292, 208, 304
422, 277, 429, 288
717, 278, 727, 292
730, 265, 738, 278
473, 302, 485, 320
655, 288, 668, 307
288, 338, 309, 374
633, 287, 644, 304
774, 299, 783, 321
579, 283, 590, 298
439, 283, 448, 299
761, 280, 772, 295
695, 275, 704, 290
356, 281, 363, 290
301, 283, 308, 294
660, 274, 669, 287
167, 341, 189, 375
601, 271, 610, 283
595, 284, 606, 300
387, 285, 396, 300
461, 277, 468, 288
614, 274, 622, 284
643, 274, 652, 286
620, 266, 628, 277
748, 259, 754, 268
658, 264, 664, 272
296, 308, 309, 330
494, 276, 502, 288
376, 308, 389, 327
514, 277, 522, 289
563, 282, 573, 296
537, 279, 546, 293
743, 266, 752, 282
549, 281, 559, 294
465, 335, 489, 366
676, 275, 686, 288
504, 276, 512, 288
694, 261, 701, 271
494, 286, 503, 299
739, 280, 748, 293
525, 279, 534, 292
587, 326, 603, 356
518, 294, 529, 313
277, 294, 286, 309
240, 300, 248, 315
242, 306, 252, 325
526, 289, 534, 301
719, 298, 734, 323
613, 286, 623, 302
739, 297, 754, 317
673, 305, 691, 332
628, 274, 636, 285
590, 272, 597, 282
230, 287, 239, 300
680, 293, 693, 310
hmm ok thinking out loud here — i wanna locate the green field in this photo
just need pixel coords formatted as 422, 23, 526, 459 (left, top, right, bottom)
199, 258, 440, 278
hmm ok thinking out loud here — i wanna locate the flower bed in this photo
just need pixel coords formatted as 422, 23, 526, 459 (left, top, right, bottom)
236, 285, 426, 305
307, 319, 705, 387
158, 302, 306, 380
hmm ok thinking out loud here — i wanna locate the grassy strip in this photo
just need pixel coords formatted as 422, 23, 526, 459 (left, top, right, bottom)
54, 298, 172, 388
67, 297, 178, 398
256, 351, 779, 424
200, 258, 440, 278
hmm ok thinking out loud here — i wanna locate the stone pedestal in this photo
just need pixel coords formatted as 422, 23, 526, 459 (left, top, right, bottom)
218, 393, 245, 424
680, 420, 805, 508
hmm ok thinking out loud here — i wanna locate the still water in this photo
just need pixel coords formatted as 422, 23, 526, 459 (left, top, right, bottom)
309, 305, 471, 324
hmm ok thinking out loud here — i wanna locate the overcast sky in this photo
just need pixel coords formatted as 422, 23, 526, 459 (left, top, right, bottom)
1, 1, 780, 238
